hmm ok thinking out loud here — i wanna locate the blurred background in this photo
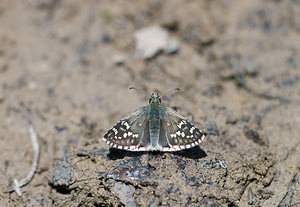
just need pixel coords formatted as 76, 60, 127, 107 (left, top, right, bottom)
0, 0, 299, 206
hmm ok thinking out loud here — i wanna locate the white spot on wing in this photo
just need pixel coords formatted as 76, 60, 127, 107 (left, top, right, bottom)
178, 121, 184, 129
201, 133, 205, 140
124, 122, 130, 129
113, 128, 118, 135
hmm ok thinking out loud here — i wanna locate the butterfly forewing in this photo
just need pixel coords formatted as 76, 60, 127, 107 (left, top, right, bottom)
103, 107, 150, 151
160, 107, 206, 151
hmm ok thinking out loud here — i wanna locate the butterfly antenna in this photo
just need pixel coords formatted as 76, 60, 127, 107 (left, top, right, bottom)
162, 88, 180, 99
129, 86, 138, 90
129, 86, 149, 96
129, 86, 146, 92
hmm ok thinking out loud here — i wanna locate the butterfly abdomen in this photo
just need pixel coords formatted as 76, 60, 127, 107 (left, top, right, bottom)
149, 106, 160, 148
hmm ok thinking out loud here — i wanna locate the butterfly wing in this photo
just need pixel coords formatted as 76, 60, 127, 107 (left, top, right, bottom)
103, 107, 150, 151
159, 106, 206, 151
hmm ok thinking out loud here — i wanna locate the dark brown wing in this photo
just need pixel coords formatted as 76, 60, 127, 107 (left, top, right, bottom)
159, 107, 205, 151
103, 107, 151, 151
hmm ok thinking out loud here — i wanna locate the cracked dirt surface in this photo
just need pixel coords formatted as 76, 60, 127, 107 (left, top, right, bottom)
0, 0, 299, 206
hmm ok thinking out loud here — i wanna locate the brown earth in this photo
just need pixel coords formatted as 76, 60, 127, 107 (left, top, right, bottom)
0, 0, 299, 206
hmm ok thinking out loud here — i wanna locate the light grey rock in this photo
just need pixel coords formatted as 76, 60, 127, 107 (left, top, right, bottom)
134, 25, 179, 59
113, 182, 136, 207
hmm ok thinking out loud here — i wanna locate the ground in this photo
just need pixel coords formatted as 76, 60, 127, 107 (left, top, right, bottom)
0, 0, 299, 206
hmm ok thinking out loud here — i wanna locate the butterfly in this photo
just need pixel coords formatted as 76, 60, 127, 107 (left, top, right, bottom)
103, 93, 206, 151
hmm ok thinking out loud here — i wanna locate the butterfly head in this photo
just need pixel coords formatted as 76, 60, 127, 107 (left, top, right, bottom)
149, 93, 161, 105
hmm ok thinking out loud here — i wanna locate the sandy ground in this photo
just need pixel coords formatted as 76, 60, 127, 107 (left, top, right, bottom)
0, 0, 299, 206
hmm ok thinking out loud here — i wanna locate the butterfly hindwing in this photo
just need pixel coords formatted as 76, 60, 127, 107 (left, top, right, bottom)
103, 107, 150, 151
